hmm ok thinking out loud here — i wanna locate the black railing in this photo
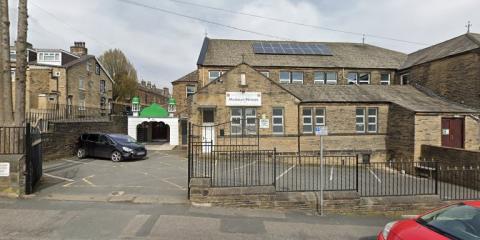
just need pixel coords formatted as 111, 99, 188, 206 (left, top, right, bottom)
438, 165, 480, 200
0, 126, 26, 154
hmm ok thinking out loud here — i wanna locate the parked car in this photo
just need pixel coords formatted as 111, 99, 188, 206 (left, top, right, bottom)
76, 133, 147, 162
378, 201, 480, 240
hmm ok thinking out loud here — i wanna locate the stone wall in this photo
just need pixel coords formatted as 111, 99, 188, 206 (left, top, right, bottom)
406, 51, 480, 109
386, 104, 415, 161
0, 154, 25, 198
421, 144, 480, 167
42, 115, 127, 161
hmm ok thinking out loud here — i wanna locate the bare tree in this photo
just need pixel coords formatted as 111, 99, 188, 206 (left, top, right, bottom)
99, 49, 138, 102
0, 0, 13, 125
15, 0, 28, 126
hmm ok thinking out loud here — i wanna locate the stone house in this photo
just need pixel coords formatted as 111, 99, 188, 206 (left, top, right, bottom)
398, 33, 480, 109
188, 63, 479, 162
11, 42, 114, 111
136, 80, 169, 107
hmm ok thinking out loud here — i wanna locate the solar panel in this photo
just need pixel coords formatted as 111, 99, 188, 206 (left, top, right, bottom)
252, 42, 332, 55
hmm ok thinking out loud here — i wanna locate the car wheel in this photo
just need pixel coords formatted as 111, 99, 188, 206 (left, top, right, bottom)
77, 148, 86, 159
111, 151, 122, 162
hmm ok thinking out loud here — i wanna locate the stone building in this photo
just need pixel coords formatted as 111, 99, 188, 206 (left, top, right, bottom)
188, 63, 479, 162
11, 42, 114, 111
136, 80, 169, 107
398, 33, 480, 109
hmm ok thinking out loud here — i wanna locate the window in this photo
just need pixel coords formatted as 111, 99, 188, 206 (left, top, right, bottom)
315, 108, 325, 126
202, 108, 215, 123
95, 63, 101, 75
347, 72, 358, 84
100, 97, 106, 110
230, 107, 257, 135
79, 95, 86, 110
401, 74, 409, 85
358, 73, 370, 84
272, 108, 284, 134
100, 80, 106, 93
279, 71, 290, 84
208, 71, 223, 82
79, 78, 85, 90
186, 85, 196, 97
314, 72, 337, 85
10, 69, 15, 82
356, 108, 365, 133
10, 50, 16, 61
260, 71, 269, 77
38, 52, 60, 62
380, 73, 390, 85
87, 62, 92, 72
356, 107, 378, 133
367, 108, 378, 133
302, 108, 313, 133
280, 71, 304, 84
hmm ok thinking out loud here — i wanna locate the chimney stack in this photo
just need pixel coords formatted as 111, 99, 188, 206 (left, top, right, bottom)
70, 41, 88, 56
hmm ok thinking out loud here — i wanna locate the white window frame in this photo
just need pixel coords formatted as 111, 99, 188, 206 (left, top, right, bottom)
100, 80, 106, 93
10, 50, 16, 61
260, 71, 270, 77
244, 108, 257, 135
347, 72, 358, 84
326, 72, 337, 85
356, 108, 365, 133
87, 62, 92, 72
279, 71, 291, 84
272, 107, 284, 134
315, 108, 325, 126
302, 108, 313, 134
380, 73, 390, 85
10, 69, 15, 82
231, 107, 243, 135
314, 71, 326, 85
39, 52, 60, 62
367, 108, 378, 133
79, 96, 86, 111
186, 85, 196, 97
79, 78, 85, 90
208, 70, 223, 82
95, 63, 101, 75
358, 73, 371, 85
291, 71, 304, 84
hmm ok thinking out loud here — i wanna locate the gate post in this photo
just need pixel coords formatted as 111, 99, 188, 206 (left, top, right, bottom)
187, 122, 191, 200
25, 123, 32, 195
355, 154, 359, 192
434, 161, 438, 195
273, 148, 277, 188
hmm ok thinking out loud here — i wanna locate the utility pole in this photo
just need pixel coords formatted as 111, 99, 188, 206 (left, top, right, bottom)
466, 21, 472, 33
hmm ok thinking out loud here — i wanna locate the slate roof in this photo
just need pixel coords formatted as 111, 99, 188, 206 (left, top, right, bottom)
197, 38, 407, 69
172, 70, 198, 84
402, 33, 480, 69
283, 84, 478, 113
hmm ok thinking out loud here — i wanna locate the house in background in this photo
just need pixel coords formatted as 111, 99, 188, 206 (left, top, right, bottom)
11, 41, 114, 112
398, 33, 480, 109
136, 80, 169, 108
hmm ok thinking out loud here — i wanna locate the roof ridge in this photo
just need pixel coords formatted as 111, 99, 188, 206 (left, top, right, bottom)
466, 33, 480, 47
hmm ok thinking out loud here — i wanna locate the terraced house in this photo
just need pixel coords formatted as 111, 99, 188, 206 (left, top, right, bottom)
11, 41, 114, 112
172, 34, 480, 161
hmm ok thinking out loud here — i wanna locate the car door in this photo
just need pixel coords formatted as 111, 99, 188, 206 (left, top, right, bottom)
96, 135, 114, 158
86, 134, 100, 157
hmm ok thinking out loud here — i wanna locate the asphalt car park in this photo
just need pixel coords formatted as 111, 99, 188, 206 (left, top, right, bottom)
38, 150, 188, 204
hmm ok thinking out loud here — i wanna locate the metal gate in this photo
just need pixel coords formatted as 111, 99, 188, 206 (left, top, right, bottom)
25, 123, 43, 194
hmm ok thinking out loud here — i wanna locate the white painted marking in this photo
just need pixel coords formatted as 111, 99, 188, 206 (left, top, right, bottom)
161, 178, 186, 190
82, 175, 96, 187
191, 202, 212, 207
234, 160, 257, 170
329, 167, 334, 181
368, 168, 382, 183
62, 181, 76, 187
44, 173, 75, 182
276, 164, 296, 181
120, 214, 151, 238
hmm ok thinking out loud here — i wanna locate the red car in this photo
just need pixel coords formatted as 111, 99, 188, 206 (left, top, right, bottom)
378, 201, 480, 240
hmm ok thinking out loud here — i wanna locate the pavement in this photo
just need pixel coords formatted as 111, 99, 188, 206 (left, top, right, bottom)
0, 150, 395, 239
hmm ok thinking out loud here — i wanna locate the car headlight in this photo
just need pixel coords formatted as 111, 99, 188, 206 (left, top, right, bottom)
122, 147, 133, 152
382, 221, 398, 239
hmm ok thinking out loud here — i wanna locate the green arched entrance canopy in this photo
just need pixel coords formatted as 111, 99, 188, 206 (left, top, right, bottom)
139, 103, 168, 118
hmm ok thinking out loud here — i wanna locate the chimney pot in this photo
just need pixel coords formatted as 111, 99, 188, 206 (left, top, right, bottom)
70, 41, 88, 56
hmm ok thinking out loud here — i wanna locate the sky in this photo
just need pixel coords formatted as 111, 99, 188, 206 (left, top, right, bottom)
6, 0, 480, 89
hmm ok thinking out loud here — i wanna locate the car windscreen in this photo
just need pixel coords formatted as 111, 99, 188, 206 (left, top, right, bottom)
417, 204, 480, 240
109, 135, 137, 144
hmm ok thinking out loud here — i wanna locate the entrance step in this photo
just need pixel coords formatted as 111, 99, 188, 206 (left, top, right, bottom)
144, 144, 175, 151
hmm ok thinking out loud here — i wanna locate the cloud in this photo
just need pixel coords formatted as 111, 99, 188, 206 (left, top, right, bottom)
6, 0, 480, 90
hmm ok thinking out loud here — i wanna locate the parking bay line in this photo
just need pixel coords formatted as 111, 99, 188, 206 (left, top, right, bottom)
276, 164, 297, 181
44, 173, 75, 182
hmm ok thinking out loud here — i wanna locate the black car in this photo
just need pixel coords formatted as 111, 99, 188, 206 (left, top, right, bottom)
76, 133, 147, 162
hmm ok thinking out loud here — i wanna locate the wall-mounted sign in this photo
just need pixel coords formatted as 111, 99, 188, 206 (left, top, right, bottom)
442, 128, 450, 135
226, 92, 261, 106
315, 126, 328, 136
0, 163, 10, 177
259, 119, 269, 129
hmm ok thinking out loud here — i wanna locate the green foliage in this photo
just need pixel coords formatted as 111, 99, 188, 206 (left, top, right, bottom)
99, 49, 138, 101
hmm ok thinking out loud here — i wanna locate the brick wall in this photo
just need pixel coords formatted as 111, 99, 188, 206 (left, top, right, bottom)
406, 51, 480, 109
421, 145, 480, 166
387, 104, 415, 161
41, 115, 127, 161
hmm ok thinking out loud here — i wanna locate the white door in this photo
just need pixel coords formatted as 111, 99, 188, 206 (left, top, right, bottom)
201, 108, 215, 153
